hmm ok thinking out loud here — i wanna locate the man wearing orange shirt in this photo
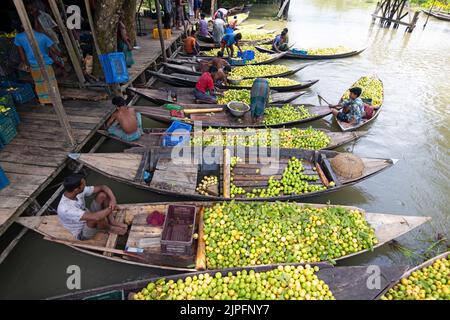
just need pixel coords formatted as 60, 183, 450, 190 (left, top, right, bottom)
184, 30, 200, 55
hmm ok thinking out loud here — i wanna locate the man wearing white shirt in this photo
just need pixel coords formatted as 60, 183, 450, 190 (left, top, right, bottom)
57, 173, 127, 241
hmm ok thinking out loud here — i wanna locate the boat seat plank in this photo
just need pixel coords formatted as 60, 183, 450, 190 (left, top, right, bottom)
103, 210, 126, 257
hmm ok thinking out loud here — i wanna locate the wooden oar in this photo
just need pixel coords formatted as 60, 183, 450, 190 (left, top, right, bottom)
318, 94, 341, 110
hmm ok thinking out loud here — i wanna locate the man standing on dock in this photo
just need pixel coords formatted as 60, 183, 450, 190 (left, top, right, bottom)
57, 173, 127, 241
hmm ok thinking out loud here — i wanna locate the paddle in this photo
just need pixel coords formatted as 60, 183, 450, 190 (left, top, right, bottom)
423, 0, 436, 29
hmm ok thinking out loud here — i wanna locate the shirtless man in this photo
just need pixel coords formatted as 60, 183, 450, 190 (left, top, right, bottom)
210, 51, 230, 70
106, 96, 143, 142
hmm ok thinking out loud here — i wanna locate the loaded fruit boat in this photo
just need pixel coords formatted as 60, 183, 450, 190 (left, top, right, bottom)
147, 71, 319, 92
128, 87, 304, 107
67, 147, 397, 201
177, 51, 287, 66
51, 263, 409, 300
18, 201, 429, 273
98, 127, 367, 151
334, 75, 384, 132
255, 45, 366, 60
162, 62, 307, 78
379, 251, 450, 300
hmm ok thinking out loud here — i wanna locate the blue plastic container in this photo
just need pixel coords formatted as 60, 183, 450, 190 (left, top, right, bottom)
162, 121, 193, 147
0, 165, 9, 190
237, 50, 255, 61
0, 116, 17, 145
0, 82, 35, 104
99, 52, 129, 84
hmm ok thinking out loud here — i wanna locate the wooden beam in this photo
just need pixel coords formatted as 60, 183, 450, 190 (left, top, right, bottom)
57, 0, 84, 66
13, 0, 76, 146
48, 0, 86, 88
83, 0, 102, 60
154, 0, 167, 62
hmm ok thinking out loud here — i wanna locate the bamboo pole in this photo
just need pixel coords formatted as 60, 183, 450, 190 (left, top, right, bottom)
57, 0, 84, 66
83, 0, 102, 60
154, 0, 167, 62
48, 0, 86, 87
13, 0, 75, 146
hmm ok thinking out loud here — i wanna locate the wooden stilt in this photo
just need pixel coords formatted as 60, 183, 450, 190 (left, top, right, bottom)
13, 0, 76, 146
48, 0, 86, 87
154, 0, 167, 63
371, 0, 419, 32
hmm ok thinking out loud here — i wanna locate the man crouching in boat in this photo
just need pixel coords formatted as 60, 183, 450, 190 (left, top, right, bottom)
331, 87, 363, 125
106, 96, 143, 142
57, 173, 127, 241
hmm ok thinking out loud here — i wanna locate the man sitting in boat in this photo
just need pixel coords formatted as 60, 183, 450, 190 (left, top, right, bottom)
210, 51, 231, 70
228, 16, 239, 30
198, 13, 209, 38
57, 173, 127, 241
214, 65, 232, 85
250, 78, 270, 123
331, 87, 363, 125
184, 30, 200, 56
194, 66, 220, 103
106, 96, 143, 142
220, 32, 243, 58
272, 29, 289, 52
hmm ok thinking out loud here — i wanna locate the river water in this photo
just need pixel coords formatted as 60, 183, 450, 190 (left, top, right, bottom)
0, 0, 449, 299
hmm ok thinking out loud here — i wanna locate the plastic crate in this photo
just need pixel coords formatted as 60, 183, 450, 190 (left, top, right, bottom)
161, 205, 197, 256
0, 116, 17, 145
237, 50, 255, 61
162, 121, 192, 147
0, 95, 20, 125
0, 165, 9, 190
99, 52, 129, 84
152, 28, 172, 40
0, 81, 35, 104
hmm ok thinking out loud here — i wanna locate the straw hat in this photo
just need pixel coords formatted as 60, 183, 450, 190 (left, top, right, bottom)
330, 153, 364, 179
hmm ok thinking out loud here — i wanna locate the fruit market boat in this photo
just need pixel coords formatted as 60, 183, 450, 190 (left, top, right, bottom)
375, 251, 450, 299
334, 76, 384, 132
255, 46, 366, 60
49, 262, 409, 300
422, 10, 450, 21
98, 128, 367, 150
131, 103, 330, 128
128, 87, 304, 107
147, 71, 319, 92
162, 62, 307, 78
17, 200, 429, 273
176, 52, 288, 66
67, 147, 397, 201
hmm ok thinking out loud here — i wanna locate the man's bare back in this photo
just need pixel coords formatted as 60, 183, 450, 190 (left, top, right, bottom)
211, 57, 230, 70
108, 107, 138, 134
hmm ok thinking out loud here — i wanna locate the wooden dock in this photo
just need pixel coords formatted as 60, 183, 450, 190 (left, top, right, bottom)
0, 30, 185, 239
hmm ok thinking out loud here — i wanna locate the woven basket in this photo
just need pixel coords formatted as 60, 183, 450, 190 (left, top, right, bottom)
330, 153, 364, 179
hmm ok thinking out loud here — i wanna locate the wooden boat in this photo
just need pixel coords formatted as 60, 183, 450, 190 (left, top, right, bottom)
422, 10, 450, 21
128, 87, 304, 106
17, 200, 429, 274
177, 52, 288, 66
147, 71, 319, 92
376, 251, 450, 299
334, 76, 384, 132
98, 128, 367, 150
163, 62, 307, 79
67, 147, 397, 201
255, 46, 366, 60
131, 103, 330, 128
50, 262, 410, 300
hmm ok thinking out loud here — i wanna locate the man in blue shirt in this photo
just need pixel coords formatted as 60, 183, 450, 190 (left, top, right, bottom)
331, 87, 363, 125
220, 32, 243, 58
272, 29, 289, 52
14, 22, 62, 105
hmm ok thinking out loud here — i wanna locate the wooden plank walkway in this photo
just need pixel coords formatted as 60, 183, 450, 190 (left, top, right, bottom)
0, 100, 114, 236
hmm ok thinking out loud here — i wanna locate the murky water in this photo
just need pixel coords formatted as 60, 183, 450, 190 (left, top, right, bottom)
1, 0, 449, 299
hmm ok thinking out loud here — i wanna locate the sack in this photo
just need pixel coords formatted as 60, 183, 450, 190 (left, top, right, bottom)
364, 104, 374, 120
